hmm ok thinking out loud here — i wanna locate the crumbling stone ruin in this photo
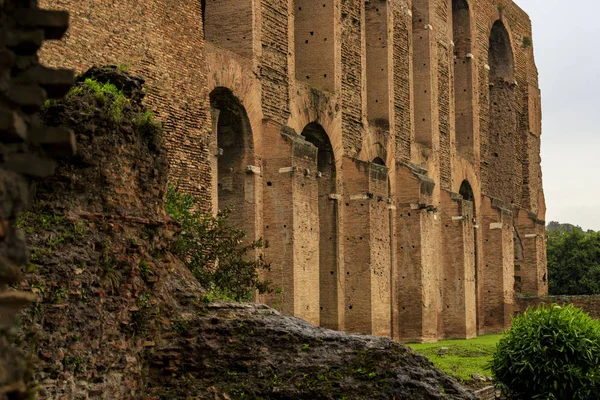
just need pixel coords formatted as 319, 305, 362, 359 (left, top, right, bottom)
36, 0, 547, 343
0, 0, 74, 397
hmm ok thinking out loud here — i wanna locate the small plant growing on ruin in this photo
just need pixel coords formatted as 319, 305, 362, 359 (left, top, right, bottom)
117, 63, 130, 72
490, 304, 600, 399
165, 184, 272, 301
134, 110, 163, 149
522, 36, 532, 48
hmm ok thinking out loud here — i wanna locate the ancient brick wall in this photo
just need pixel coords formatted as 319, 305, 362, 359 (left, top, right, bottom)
37, 0, 547, 342
38, 0, 211, 206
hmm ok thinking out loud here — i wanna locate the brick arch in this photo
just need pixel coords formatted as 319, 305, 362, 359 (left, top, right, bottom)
481, 17, 520, 207
360, 127, 392, 167
300, 121, 340, 330
488, 19, 515, 82
453, 163, 481, 212
452, 0, 476, 160
209, 86, 257, 238
206, 51, 263, 156
288, 98, 343, 168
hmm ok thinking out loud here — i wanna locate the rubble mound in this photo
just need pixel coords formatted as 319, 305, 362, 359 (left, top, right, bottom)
17, 67, 476, 399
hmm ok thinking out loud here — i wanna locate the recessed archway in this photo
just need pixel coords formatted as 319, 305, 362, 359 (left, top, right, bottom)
301, 122, 338, 329
489, 20, 514, 81
483, 20, 520, 206
452, 0, 475, 159
459, 179, 479, 331
210, 87, 255, 236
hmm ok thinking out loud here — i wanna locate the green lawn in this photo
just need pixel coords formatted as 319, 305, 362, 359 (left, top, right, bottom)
406, 334, 502, 383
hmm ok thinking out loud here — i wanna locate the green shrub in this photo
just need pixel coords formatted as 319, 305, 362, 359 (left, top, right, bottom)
165, 184, 272, 301
491, 304, 600, 399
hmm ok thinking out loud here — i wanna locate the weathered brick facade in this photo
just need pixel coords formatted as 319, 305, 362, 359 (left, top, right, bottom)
39, 0, 547, 342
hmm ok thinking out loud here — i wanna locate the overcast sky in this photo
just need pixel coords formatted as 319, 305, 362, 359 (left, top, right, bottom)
516, 0, 600, 230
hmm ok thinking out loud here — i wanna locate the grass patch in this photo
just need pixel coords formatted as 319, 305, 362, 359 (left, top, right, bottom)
407, 334, 501, 383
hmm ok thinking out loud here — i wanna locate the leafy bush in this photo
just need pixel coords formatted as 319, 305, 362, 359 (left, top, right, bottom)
165, 184, 271, 301
491, 304, 600, 399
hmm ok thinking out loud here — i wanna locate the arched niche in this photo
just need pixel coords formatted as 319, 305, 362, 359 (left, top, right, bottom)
301, 122, 339, 328
489, 20, 514, 82
452, 0, 475, 159
372, 157, 386, 166
210, 87, 256, 236
459, 179, 479, 329
459, 179, 474, 203
483, 20, 520, 206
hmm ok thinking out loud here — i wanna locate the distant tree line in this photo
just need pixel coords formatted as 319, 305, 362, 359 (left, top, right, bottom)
546, 221, 600, 295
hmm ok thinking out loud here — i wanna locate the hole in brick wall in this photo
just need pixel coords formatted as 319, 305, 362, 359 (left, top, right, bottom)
347, 272, 350, 275
310, 31, 314, 36
324, 38, 327, 41
266, 225, 269, 229
402, 276, 405, 279
349, 305, 353, 310
408, 212, 411, 216
346, 203, 349, 206
330, 271, 334, 275
305, 40, 309, 44
267, 181, 272, 186
323, 74, 327, 78
402, 307, 406, 310
359, 237, 363, 240
283, 225, 287, 228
